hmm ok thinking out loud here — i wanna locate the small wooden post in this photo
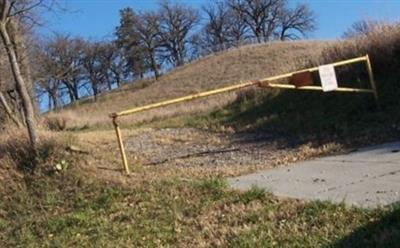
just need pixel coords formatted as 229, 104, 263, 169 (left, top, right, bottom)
112, 117, 130, 175
365, 54, 380, 109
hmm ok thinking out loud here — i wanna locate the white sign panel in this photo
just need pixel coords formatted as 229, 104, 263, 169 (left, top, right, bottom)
319, 64, 338, 92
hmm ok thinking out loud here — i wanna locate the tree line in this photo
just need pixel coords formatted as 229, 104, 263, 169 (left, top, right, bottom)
33, 0, 316, 110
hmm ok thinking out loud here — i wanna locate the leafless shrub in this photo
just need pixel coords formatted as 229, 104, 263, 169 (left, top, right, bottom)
43, 111, 78, 131
322, 22, 400, 72
342, 19, 383, 38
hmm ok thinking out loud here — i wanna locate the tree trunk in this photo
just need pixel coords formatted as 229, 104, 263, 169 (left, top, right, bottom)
69, 90, 75, 103
50, 92, 58, 109
48, 93, 52, 110
106, 76, 112, 91
115, 75, 121, 88
0, 91, 23, 127
280, 28, 287, 41
64, 81, 76, 103
150, 54, 159, 79
9, 20, 38, 114
67, 86, 75, 103
0, 23, 38, 149
92, 83, 98, 101
73, 81, 79, 100
176, 45, 184, 66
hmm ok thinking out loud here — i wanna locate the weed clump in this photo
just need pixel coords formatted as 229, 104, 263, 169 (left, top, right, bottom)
43, 111, 79, 131
237, 186, 267, 204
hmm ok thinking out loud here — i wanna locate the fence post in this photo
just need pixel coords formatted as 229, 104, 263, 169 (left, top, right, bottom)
112, 116, 130, 175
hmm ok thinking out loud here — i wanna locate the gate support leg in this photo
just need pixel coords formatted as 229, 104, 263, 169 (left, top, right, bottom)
365, 54, 380, 109
112, 117, 130, 175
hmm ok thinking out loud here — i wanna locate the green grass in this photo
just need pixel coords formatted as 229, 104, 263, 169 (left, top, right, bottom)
236, 185, 268, 204
1, 170, 399, 247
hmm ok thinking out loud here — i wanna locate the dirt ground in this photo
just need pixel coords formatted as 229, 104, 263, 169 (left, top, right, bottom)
125, 128, 296, 167
77, 127, 342, 184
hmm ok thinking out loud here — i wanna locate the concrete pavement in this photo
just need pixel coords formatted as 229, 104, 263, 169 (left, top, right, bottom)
228, 142, 400, 208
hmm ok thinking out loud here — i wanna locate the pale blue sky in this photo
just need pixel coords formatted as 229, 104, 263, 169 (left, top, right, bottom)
40, 0, 400, 40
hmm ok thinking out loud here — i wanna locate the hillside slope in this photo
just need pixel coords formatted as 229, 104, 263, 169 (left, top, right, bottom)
52, 41, 329, 129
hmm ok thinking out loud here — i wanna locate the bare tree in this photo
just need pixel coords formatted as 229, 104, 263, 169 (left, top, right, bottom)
57, 36, 85, 102
277, 3, 315, 40
108, 43, 127, 88
139, 11, 163, 78
159, 0, 199, 67
228, 0, 282, 43
82, 41, 102, 101
94, 42, 129, 91
0, 0, 42, 149
33, 34, 85, 108
96, 42, 115, 91
34, 34, 128, 110
82, 40, 116, 101
202, 1, 232, 52
227, 2, 249, 46
343, 20, 382, 38
115, 7, 147, 79
35, 78, 61, 109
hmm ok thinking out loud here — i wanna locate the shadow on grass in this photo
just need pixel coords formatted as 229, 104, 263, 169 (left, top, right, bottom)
211, 74, 400, 147
332, 206, 400, 248
145, 147, 240, 166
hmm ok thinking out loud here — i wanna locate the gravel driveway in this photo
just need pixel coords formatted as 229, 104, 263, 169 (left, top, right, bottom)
125, 128, 297, 168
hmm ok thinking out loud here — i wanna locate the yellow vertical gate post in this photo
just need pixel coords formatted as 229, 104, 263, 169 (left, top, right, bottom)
112, 117, 130, 175
365, 54, 380, 108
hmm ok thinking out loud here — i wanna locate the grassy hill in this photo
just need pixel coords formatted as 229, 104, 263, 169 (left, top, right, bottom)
48, 29, 400, 147
48, 41, 330, 129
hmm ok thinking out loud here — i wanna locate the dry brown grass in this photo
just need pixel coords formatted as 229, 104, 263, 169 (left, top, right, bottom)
54, 40, 330, 129
0, 127, 77, 193
42, 111, 85, 131
0, 127, 26, 192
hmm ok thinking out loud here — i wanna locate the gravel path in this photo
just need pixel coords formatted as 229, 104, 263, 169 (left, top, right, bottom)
125, 128, 296, 168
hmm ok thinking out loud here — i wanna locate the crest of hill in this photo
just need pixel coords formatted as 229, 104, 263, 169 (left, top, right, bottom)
51, 40, 330, 129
